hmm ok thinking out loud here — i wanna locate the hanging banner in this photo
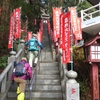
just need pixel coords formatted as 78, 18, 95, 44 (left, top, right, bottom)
52, 7, 61, 42
8, 12, 14, 49
75, 17, 82, 40
28, 31, 32, 41
37, 31, 42, 42
47, 20, 51, 34
70, 7, 78, 36
40, 19, 44, 32
59, 12, 64, 49
62, 11, 71, 63
14, 7, 21, 40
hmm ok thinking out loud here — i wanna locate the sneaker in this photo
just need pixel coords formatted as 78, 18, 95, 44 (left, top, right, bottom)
16, 86, 20, 94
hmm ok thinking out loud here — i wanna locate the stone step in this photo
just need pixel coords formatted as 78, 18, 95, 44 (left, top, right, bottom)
10, 85, 62, 91
8, 92, 63, 98
38, 70, 59, 75
29, 79, 60, 85
37, 74, 60, 79
27, 85, 62, 91
40, 62, 58, 67
6, 98, 62, 100
40, 52, 53, 61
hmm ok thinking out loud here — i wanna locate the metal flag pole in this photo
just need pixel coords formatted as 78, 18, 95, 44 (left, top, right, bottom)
18, 7, 22, 51
70, 8, 74, 70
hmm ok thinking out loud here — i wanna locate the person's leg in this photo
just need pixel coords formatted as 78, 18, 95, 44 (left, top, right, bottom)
14, 78, 26, 100
29, 51, 34, 67
33, 51, 38, 67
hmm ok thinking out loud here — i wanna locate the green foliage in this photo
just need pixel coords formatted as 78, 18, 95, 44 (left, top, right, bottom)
0, 25, 8, 32
0, 55, 9, 69
77, 0, 95, 17
78, 80, 87, 94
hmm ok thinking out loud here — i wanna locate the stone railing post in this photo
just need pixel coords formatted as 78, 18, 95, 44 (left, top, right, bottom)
8, 50, 16, 81
66, 70, 80, 100
0, 51, 17, 93
19, 39, 25, 59
58, 48, 68, 100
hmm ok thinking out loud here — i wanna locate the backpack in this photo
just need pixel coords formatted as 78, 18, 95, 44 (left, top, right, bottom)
29, 39, 38, 50
13, 62, 26, 77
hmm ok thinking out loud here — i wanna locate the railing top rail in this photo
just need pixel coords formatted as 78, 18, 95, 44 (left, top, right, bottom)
0, 63, 12, 83
83, 3, 100, 12
83, 10, 100, 18
15, 49, 22, 58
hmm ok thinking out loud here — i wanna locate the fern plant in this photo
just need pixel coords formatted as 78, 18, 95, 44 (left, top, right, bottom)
0, 55, 9, 69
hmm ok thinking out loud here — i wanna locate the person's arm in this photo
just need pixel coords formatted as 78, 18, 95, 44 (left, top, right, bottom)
25, 40, 30, 46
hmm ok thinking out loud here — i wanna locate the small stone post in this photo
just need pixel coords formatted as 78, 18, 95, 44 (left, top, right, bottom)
8, 50, 16, 81
19, 39, 25, 59
66, 70, 80, 100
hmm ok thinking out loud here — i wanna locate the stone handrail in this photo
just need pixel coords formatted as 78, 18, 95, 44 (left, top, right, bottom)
0, 40, 25, 99
0, 39, 41, 100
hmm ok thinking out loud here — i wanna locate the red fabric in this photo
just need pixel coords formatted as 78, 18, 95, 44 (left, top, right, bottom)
59, 12, 64, 49
14, 7, 21, 40
8, 12, 14, 49
62, 11, 71, 63
28, 31, 32, 41
75, 17, 82, 40
70, 7, 78, 36
52, 7, 61, 42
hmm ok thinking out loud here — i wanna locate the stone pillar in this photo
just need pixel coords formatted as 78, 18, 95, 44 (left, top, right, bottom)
62, 64, 68, 100
8, 50, 16, 81
66, 70, 80, 100
8, 51, 16, 64
19, 39, 25, 59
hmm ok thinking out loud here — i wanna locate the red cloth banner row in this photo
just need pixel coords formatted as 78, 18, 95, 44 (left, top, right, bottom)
52, 7, 61, 42
52, 7, 82, 63
70, 7, 82, 40
8, 7, 21, 49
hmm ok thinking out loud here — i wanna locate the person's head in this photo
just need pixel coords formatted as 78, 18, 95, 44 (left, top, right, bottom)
32, 33, 37, 38
21, 57, 27, 62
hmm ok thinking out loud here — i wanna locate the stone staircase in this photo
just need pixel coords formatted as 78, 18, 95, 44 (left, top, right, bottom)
6, 61, 63, 100
5, 23, 63, 100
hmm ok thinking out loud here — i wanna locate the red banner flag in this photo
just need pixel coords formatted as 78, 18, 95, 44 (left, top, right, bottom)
8, 12, 14, 49
37, 31, 42, 42
52, 7, 61, 42
47, 20, 51, 34
59, 12, 64, 49
75, 17, 82, 40
28, 31, 32, 41
62, 11, 71, 63
70, 7, 78, 36
14, 7, 21, 40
